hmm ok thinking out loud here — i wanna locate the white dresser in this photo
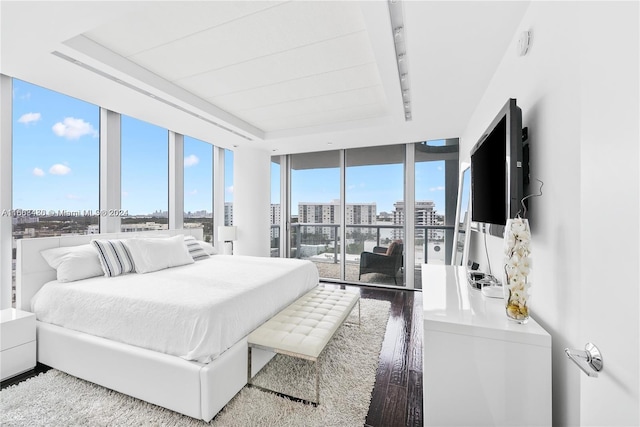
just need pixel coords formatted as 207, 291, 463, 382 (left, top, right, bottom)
422, 265, 551, 426
1, 308, 36, 381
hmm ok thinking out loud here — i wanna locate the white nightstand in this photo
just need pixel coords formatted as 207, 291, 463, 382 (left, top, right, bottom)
1, 308, 36, 381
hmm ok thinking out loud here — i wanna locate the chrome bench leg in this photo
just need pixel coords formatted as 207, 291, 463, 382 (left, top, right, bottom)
316, 358, 320, 405
247, 346, 252, 383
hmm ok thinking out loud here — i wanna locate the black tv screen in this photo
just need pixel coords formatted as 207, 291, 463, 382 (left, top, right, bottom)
470, 99, 523, 226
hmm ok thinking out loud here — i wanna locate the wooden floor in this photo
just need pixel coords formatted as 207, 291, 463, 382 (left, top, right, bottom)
342, 284, 423, 427
2, 285, 423, 427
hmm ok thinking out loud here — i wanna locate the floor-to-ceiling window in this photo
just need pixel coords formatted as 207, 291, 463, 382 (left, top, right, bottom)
290, 150, 341, 280
414, 139, 459, 288
277, 140, 458, 289
120, 116, 168, 232
346, 145, 405, 286
11, 79, 99, 303
183, 136, 213, 242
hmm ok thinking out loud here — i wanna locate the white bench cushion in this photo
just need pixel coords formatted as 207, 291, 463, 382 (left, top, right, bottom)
247, 287, 359, 360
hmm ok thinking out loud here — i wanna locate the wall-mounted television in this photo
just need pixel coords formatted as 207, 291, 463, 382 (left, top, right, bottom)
470, 98, 524, 227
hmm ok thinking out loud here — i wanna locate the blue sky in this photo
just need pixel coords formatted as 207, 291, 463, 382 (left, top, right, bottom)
13, 78, 446, 217
12, 79, 229, 215
13, 80, 100, 213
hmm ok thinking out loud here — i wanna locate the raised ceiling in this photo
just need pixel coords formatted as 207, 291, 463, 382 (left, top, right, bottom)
82, 1, 386, 134
0, 1, 531, 153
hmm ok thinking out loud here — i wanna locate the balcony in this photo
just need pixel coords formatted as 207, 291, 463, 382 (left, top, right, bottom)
271, 223, 455, 289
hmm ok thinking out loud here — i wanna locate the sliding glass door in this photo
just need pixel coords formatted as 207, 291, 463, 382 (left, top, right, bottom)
345, 145, 405, 286
280, 140, 458, 289
289, 151, 341, 280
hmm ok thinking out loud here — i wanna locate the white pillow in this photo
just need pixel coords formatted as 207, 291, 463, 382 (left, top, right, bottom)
183, 235, 210, 261
41, 244, 104, 282
199, 241, 218, 255
92, 239, 136, 277
124, 235, 194, 274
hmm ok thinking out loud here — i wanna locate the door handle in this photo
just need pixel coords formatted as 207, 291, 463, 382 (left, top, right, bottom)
565, 343, 603, 377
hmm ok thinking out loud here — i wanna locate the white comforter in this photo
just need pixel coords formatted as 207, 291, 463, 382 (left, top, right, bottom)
31, 255, 318, 363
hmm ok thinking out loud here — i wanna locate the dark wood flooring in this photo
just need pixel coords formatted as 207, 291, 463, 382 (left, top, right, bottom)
1, 285, 423, 427
324, 283, 423, 427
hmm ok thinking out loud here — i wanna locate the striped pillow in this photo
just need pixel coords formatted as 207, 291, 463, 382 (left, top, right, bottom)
184, 235, 210, 261
91, 239, 135, 277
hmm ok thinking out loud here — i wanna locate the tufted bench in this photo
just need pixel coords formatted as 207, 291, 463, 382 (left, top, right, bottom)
247, 287, 360, 405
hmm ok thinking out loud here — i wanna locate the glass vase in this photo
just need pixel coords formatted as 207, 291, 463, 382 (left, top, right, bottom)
503, 217, 531, 323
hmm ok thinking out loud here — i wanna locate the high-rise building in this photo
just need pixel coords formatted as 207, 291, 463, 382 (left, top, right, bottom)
392, 200, 442, 240
120, 222, 168, 232
270, 204, 281, 239
297, 201, 376, 238
224, 202, 233, 226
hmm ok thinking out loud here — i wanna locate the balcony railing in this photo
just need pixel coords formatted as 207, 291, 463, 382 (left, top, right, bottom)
270, 222, 454, 266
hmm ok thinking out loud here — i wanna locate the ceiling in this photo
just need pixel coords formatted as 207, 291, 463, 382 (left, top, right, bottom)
0, 1, 530, 154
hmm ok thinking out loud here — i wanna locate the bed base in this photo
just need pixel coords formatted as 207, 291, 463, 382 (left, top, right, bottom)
37, 321, 274, 422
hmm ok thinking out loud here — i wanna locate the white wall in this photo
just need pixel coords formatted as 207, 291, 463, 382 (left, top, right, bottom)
233, 147, 271, 257
463, 2, 639, 425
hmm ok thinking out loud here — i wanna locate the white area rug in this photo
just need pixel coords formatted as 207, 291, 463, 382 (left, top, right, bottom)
1, 298, 390, 426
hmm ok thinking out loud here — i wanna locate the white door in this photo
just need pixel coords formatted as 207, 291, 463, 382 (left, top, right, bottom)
578, 2, 639, 425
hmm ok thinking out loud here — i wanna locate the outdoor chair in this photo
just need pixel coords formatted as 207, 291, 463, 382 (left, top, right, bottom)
358, 241, 404, 285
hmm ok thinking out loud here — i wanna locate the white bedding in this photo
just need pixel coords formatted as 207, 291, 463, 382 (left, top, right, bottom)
31, 255, 318, 363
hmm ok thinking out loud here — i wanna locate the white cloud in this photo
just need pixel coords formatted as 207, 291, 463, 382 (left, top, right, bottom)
18, 112, 41, 125
122, 191, 129, 197
13, 89, 31, 101
32, 167, 45, 177
49, 164, 71, 175
188, 189, 198, 195
66, 194, 82, 200
52, 117, 97, 140
429, 186, 445, 192
226, 185, 234, 194
184, 154, 199, 167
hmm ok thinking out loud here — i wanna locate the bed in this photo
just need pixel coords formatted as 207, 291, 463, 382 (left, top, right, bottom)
16, 229, 319, 422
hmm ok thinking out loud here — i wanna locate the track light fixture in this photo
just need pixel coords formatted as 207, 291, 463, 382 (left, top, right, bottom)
388, 0, 411, 121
